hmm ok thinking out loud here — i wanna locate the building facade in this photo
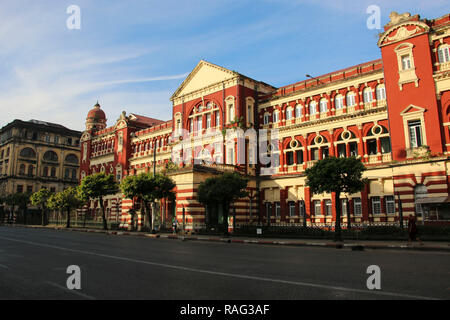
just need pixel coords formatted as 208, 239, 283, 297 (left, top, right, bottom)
0, 119, 82, 197
81, 12, 450, 230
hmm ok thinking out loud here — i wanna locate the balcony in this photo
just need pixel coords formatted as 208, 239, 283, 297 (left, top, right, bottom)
439, 61, 450, 72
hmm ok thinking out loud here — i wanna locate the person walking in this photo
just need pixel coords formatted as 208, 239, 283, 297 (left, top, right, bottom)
408, 215, 423, 245
172, 217, 178, 234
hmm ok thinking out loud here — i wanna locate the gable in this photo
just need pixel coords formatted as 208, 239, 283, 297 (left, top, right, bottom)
171, 61, 237, 99
400, 104, 426, 115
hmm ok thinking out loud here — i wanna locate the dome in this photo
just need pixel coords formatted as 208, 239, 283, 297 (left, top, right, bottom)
85, 101, 107, 130
86, 101, 106, 121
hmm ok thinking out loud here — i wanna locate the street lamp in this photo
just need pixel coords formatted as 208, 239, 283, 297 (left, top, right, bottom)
305, 74, 325, 85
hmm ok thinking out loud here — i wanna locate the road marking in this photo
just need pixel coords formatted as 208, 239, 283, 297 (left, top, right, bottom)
45, 281, 95, 300
0, 235, 440, 300
0, 264, 8, 269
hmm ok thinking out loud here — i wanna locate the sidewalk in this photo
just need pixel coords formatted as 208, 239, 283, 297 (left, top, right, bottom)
4, 224, 450, 253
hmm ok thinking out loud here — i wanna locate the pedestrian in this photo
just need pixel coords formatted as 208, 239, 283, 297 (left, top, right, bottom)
172, 217, 178, 234
408, 215, 422, 245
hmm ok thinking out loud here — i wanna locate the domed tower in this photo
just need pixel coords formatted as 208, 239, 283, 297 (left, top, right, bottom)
86, 101, 107, 131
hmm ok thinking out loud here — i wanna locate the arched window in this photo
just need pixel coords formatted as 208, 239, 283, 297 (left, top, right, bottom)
346, 92, 356, 107
309, 101, 317, 115
363, 88, 373, 103
319, 98, 328, 113
335, 95, 344, 109
376, 85, 386, 100
19, 148, 36, 158
65, 154, 79, 164
43, 151, 58, 162
438, 45, 450, 63
273, 111, 280, 123
286, 108, 293, 120
295, 104, 303, 118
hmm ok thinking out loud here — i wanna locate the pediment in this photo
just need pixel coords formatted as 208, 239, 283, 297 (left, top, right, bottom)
171, 60, 237, 100
378, 21, 429, 47
400, 104, 426, 116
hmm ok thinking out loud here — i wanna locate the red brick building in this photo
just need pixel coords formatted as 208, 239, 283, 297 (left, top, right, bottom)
80, 12, 450, 230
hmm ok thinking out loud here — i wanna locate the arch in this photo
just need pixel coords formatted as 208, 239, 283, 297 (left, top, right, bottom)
65, 154, 79, 164
43, 150, 58, 162
19, 147, 36, 158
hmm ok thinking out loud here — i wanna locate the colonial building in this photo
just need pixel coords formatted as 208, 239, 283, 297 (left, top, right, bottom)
0, 119, 82, 196
81, 11, 450, 230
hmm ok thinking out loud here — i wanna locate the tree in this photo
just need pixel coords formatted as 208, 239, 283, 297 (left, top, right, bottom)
120, 173, 156, 231
120, 173, 175, 231
153, 174, 176, 229
16, 192, 31, 224
30, 189, 52, 226
197, 172, 249, 235
48, 187, 85, 228
305, 156, 367, 241
80, 173, 118, 230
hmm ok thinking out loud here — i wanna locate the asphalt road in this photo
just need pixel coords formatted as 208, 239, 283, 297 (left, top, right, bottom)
0, 226, 449, 300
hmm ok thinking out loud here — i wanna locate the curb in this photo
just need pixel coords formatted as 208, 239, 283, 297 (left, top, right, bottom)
3, 224, 450, 253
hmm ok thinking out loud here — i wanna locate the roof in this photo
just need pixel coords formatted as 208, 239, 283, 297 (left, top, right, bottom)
128, 114, 165, 127
0, 119, 82, 136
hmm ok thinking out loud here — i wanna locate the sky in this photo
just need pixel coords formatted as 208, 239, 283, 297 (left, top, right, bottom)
0, 0, 448, 131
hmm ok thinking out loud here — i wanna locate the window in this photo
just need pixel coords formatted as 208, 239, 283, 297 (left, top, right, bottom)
65, 154, 78, 164
265, 202, 272, 219
367, 139, 377, 155
28, 165, 34, 176
337, 144, 346, 158
275, 202, 281, 217
43, 167, 48, 177
229, 105, 235, 122
299, 200, 305, 218
335, 96, 344, 109
401, 54, 412, 70
206, 114, 211, 129
19, 164, 26, 175
408, 120, 423, 148
385, 196, 395, 214
309, 101, 317, 115
295, 105, 303, 118
189, 119, 193, 133
286, 151, 294, 165
349, 142, 358, 157
372, 197, 381, 215
17, 185, 23, 193
51, 167, 56, 177
296, 150, 304, 164
341, 199, 348, 216
313, 200, 321, 216
346, 92, 356, 107
264, 114, 270, 125
354, 198, 362, 216
215, 112, 220, 127
43, 151, 58, 162
289, 202, 296, 217
363, 88, 373, 103
319, 99, 328, 113
376, 86, 386, 100
325, 200, 332, 216
26, 186, 33, 193
286, 109, 293, 120
438, 45, 450, 63
273, 111, 279, 123
20, 148, 36, 158
197, 116, 202, 132
381, 137, 391, 154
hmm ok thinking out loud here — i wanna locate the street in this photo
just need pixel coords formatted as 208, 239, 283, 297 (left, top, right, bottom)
0, 226, 449, 300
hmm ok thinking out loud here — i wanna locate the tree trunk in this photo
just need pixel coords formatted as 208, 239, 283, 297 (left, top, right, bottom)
144, 200, 152, 231
346, 199, 351, 231
334, 192, 342, 242
66, 207, 71, 228
223, 203, 229, 236
151, 202, 155, 232
99, 197, 107, 230
41, 207, 45, 226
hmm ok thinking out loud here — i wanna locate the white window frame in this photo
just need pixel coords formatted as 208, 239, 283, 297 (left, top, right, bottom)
354, 198, 362, 216
372, 196, 381, 215
335, 96, 344, 109
309, 101, 317, 115
385, 196, 395, 214
319, 99, 328, 113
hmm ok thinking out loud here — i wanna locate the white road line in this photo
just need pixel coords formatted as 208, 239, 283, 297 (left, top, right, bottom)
45, 281, 95, 300
0, 235, 440, 300
0, 264, 8, 269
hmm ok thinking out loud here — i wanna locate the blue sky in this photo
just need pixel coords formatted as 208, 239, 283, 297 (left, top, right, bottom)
0, 0, 448, 131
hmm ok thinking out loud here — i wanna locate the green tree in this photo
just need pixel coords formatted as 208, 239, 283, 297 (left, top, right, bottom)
16, 192, 31, 224
305, 156, 367, 241
120, 173, 156, 231
197, 172, 248, 235
80, 173, 118, 230
30, 188, 52, 226
153, 174, 176, 229
48, 187, 85, 228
